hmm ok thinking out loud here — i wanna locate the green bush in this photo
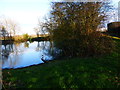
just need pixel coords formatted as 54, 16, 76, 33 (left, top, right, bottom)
23, 33, 29, 41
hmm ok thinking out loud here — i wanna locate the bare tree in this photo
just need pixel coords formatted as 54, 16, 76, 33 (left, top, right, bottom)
0, 17, 20, 39
0, 26, 9, 40
4, 18, 19, 37
34, 27, 40, 37
36, 18, 49, 37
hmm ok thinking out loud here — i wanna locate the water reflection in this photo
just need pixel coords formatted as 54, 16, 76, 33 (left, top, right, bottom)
24, 42, 29, 48
2, 41, 53, 69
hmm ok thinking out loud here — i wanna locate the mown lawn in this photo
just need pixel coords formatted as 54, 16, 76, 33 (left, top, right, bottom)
2, 39, 120, 88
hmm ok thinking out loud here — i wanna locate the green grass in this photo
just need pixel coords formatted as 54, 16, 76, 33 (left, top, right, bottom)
2, 39, 120, 88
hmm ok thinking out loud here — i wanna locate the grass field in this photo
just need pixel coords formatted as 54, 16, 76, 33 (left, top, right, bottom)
2, 39, 120, 88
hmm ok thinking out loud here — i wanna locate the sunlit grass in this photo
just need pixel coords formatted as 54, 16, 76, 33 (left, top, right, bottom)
102, 34, 120, 40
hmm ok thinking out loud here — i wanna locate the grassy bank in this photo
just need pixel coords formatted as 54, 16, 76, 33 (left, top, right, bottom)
2, 39, 120, 88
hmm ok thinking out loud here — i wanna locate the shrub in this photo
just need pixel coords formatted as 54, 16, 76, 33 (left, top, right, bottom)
22, 33, 29, 41
53, 31, 115, 57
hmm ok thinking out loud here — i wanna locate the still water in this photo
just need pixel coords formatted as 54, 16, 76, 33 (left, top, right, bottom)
1, 41, 53, 69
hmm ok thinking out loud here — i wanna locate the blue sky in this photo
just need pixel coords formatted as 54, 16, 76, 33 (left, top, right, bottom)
0, 0, 119, 35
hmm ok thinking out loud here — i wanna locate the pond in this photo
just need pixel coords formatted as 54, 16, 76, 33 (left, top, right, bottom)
1, 41, 54, 69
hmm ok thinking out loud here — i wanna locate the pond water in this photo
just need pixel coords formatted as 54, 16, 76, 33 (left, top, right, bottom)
1, 41, 54, 69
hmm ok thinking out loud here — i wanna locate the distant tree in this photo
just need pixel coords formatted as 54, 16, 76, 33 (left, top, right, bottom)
5, 19, 19, 37
0, 17, 20, 39
34, 19, 47, 38
37, 19, 49, 37
23, 33, 29, 41
44, 1, 115, 57
0, 26, 9, 40
34, 27, 40, 38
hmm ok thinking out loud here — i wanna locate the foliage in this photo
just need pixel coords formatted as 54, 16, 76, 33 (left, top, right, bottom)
22, 33, 29, 41
44, 1, 114, 57
55, 32, 115, 57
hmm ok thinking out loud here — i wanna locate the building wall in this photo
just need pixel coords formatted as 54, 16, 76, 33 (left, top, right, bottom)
107, 22, 120, 33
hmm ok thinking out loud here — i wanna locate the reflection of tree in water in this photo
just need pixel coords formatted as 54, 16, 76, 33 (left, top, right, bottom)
1, 41, 59, 68
24, 42, 29, 48
37, 41, 60, 60
35, 41, 40, 51
35, 41, 52, 60
2, 43, 13, 65
2, 42, 23, 68
36, 41, 47, 52
45, 41, 62, 59
2, 43, 13, 59
10, 43, 23, 68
